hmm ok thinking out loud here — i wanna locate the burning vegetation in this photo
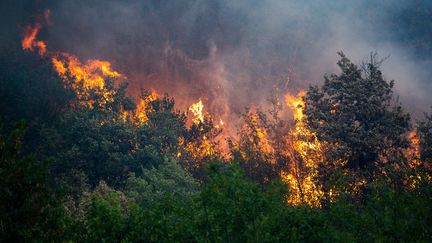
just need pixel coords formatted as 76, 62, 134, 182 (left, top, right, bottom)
20, 9, 431, 204
2, 4, 432, 242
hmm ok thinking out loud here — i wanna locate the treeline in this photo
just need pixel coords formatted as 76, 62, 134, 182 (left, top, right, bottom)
1, 50, 432, 242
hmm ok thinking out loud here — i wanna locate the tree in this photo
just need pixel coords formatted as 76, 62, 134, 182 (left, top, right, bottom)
302, 53, 411, 191
0, 122, 67, 241
417, 111, 432, 174
45, 106, 138, 189
232, 109, 279, 185
126, 158, 198, 207
0, 50, 74, 154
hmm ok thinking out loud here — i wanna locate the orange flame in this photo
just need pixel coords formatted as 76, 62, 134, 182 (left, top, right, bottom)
52, 54, 120, 90
283, 91, 324, 206
134, 91, 158, 124
22, 10, 49, 56
21, 9, 124, 108
50, 53, 123, 108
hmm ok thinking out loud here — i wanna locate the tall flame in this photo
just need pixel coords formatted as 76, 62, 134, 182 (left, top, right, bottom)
284, 91, 324, 207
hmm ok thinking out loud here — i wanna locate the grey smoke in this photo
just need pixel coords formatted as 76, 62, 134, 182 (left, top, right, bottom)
14, 0, 432, 120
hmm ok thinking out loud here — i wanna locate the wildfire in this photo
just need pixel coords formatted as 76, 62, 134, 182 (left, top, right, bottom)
407, 131, 421, 168
286, 91, 305, 122
215, 119, 224, 129
189, 99, 205, 124
51, 54, 121, 90
134, 91, 158, 124
405, 131, 432, 189
21, 10, 126, 109
22, 10, 50, 56
284, 91, 324, 207
51, 54, 123, 107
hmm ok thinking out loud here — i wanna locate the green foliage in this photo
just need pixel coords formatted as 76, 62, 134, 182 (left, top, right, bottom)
0, 51, 73, 128
46, 107, 138, 188
418, 111, 432, 171
80, 181, 129, 242
43, 88, 188, 192
303, 52, 411, 187
1, 49, 432, 242
0, 122, 68, 241
126, 158, 199, 207
324, 179, 432, 242
137, 94, 187, 166
192, 163, 270, 242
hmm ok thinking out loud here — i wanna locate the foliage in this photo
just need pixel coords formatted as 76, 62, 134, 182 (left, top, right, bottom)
417, 111, 432, 173
304, 52, 411, 171
0, 122, 68, 241
126, 158, 198, 207
1, 50, 432, 241
302, 52, 412, 202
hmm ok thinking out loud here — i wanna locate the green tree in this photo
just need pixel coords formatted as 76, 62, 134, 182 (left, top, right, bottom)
0, 122, 67, 241
126, 158, 198, 207
232, 110, 279, 185
303, 53, 411, 180
0, 50, 73, 154
46, 107, 138, 189
417, 111, 432, 173
79, 181, 129, 242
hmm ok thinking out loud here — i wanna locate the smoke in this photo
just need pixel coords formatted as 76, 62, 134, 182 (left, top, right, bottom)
3, 0, 432, 121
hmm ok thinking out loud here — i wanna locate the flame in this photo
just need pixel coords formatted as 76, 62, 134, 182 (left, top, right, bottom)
237, 111, 274, 161
52, 54, 120, 90
22, 10, 50, 56
21, 9, 125, 108
179, 136, 215, 160
134, 91, 158, 124
405, 131, 432, 189
286, 91, 305, 122
283, 91, 324, 206
215, 119, 224, 129
189, 99, 205, 124
51, 54, 122, 107
254, 119, 273, 155
407, 131, 421, 168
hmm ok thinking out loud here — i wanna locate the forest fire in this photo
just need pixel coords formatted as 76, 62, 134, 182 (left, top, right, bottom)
51, 55, 121, 89
282, 91, 324, 206
21, 10, 49, 56
5, 2, 432, 241
133, 91, 158, 124
21, 10, 125, 108
51, 54, 122, 106
189, 99, 205, 124
21, 9, 228, 130
20, 8, 431, 209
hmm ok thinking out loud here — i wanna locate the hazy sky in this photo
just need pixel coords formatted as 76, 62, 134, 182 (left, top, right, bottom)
2, 0, 432, 119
